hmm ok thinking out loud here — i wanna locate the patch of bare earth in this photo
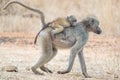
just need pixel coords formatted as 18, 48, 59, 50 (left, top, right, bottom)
0, 33, 120, 80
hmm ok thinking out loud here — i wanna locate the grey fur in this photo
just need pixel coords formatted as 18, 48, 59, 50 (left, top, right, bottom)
32, 16, 102, 78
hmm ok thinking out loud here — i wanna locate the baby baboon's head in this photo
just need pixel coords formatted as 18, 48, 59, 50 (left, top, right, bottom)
67, 15, 77, 26
85, 16, 102, 34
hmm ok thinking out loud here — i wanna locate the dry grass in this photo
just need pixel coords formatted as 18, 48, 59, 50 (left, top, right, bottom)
0, 0, 120, 35
0, 15, 40, 33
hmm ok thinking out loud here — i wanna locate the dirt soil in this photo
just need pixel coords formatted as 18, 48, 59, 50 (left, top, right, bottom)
0, 33, 120, 80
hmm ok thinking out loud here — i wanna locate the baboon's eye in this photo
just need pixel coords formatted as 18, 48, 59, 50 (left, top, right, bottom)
73, 19, 77, 22
91, 19, 94, 23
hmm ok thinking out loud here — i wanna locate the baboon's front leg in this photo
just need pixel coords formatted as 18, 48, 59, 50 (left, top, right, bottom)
58, 38, 85, 74
78, 49, 91, 78
57, 49, 77, 74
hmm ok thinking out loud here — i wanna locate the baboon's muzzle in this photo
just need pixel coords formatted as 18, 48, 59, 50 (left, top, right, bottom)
95, 27, 102, 34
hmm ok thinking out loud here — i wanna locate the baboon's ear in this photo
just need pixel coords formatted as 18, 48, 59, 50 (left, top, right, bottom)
83, 19, 90, 28
87, 17, 95, 28
86, 21, 91, 28
91, 18, 94, 24
67, 16, 70, 20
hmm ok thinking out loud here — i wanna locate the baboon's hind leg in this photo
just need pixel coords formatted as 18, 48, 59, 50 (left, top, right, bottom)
40, 47, 57, 73
32, 32, 53, 75
31, 49, 51, 75
40, 66, 53, 73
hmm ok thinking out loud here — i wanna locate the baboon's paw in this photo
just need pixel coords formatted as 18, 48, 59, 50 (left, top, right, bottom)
57, 70, 69, 74
33, 70, 44, 75
31, 67, 44, 75
83, 72, 91, 78
40, 66, 53, 73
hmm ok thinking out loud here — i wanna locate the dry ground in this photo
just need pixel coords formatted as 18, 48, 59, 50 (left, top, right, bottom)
0, 0, 120, 80
0, 33, 120, 80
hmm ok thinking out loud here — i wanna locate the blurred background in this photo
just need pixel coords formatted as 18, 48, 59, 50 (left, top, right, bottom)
0, 0, 120, 80
0, 0, 120, 35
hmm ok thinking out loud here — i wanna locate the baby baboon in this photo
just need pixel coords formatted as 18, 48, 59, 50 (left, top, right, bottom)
49, 15, 77, 39
32, 16, 102, 77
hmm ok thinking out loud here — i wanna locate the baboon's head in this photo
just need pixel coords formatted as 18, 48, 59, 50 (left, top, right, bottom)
67, 15, 77, 26
84, 16, 102, 34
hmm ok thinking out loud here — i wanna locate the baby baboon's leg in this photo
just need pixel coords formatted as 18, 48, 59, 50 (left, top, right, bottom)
40, 47, 57, 73
32, 32, 53, 75
78, 49, 91, 78
52, 25, 64, 34
51, 25, 64, 39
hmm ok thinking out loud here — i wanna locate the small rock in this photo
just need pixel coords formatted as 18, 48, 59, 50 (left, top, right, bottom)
4, 66, 18, 72
106, 72, 112, 74
114, 74, 119, 78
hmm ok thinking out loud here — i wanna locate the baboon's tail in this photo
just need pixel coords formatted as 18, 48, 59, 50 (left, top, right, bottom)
34, 23, 51, 44
3, 1, 46, 26
34, 31, 41, 44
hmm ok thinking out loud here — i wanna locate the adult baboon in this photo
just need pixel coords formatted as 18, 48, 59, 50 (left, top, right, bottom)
3, 1, 102, 78
32, 16, 102, 78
